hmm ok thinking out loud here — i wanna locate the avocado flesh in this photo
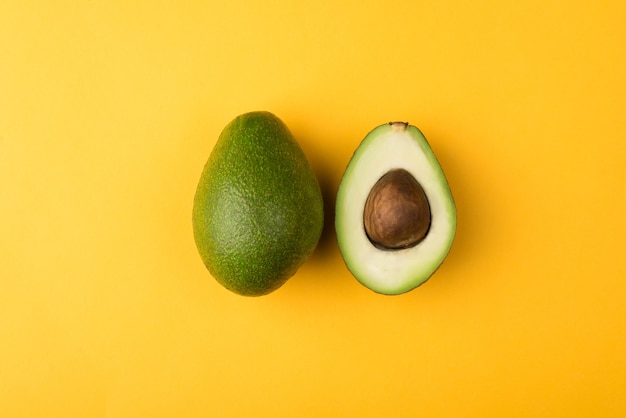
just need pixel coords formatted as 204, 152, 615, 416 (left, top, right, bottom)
192, 111, 324, 296
335, 122, 456, 295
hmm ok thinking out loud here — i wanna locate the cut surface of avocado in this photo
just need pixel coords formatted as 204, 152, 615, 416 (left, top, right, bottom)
335, 122, 456, 295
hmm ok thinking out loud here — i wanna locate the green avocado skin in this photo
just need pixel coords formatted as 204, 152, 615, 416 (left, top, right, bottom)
192, 111, 323, 296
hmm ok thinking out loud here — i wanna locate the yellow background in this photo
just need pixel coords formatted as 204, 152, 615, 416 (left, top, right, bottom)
1, 1, 625, 417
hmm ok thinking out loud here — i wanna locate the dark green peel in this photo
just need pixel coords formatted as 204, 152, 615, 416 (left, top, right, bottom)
193, 111, 323, 296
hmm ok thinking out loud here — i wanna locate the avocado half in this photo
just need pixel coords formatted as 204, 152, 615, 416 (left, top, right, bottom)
335, 122, 456, 295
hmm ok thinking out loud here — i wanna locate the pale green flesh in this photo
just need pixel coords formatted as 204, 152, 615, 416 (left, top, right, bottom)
336, 123, 456, 295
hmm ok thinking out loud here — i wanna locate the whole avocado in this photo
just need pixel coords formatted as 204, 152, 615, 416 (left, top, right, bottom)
193, 111, 323, 296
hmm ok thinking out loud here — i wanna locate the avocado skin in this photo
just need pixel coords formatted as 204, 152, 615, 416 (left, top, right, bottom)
193, 111, 324, 296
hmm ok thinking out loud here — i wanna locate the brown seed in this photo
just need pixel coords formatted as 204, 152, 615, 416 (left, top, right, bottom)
363, 169, 431, 250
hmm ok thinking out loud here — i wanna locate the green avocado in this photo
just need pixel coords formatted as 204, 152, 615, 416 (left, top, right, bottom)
335, 122, 456, 295
192, 111, 324, 296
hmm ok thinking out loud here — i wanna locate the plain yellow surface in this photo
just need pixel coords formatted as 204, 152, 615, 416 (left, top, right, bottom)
1, 1, 625, 417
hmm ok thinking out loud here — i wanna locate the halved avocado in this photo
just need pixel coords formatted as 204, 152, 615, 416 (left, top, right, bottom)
335, 122, 456, 295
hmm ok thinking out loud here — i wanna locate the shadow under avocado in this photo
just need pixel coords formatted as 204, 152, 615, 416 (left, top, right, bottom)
311, 163, 339, 261
291, 128, 343, 263
419, 128, 475, 289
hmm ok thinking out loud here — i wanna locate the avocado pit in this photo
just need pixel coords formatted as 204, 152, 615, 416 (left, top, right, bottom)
363, 169, 431, 250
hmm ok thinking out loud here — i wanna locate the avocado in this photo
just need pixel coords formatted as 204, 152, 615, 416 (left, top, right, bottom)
192, 111, 324, 296
335, 122, 456, 295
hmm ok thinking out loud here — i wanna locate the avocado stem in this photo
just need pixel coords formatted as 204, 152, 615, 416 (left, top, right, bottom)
389, 121, 408, 132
